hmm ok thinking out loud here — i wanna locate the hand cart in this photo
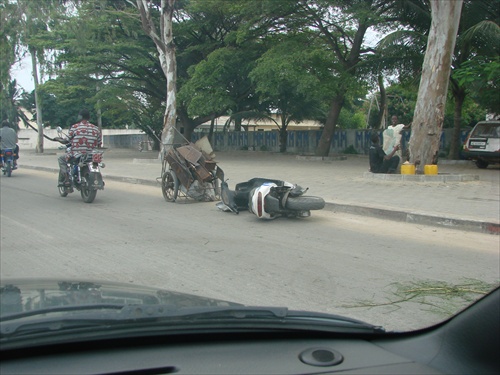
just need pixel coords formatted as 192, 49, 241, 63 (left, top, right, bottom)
159, 137, 224, 203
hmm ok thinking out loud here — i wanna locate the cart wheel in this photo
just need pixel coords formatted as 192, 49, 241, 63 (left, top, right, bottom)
162, 170, 178, 202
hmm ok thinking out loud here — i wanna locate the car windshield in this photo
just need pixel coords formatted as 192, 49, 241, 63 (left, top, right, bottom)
1, 0, 499, 349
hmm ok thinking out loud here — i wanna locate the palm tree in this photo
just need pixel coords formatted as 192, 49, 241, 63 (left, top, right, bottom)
448, 0, 500, 159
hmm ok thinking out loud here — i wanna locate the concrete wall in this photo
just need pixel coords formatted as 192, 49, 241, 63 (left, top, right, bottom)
17, 128, 468, 156
192, 128, 470, 156
17, 129, 150, 150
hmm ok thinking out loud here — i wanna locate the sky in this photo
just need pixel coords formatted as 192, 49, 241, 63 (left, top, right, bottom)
12, 55, 35, 92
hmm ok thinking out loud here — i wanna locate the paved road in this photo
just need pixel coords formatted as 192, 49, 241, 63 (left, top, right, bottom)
15, 148, 500, 233
1, 169, 499, 331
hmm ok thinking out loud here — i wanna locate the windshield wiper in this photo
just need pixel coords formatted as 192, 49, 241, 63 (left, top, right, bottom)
111, 305, 384, 333
1, 303, 125, 322
1, 305, 384, 339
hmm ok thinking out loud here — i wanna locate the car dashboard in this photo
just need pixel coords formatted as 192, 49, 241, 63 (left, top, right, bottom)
1, 288, 498, 375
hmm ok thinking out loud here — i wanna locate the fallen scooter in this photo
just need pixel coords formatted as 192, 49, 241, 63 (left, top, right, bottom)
218, 177, 325, 219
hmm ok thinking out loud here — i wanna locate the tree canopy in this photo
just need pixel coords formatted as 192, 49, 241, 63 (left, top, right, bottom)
4, 0, 498, 156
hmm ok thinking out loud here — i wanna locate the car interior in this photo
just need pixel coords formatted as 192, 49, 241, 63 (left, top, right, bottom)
1, 287, 498, 375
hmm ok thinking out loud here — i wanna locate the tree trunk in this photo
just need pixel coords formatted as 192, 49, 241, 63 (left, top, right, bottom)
279, 119, 288, 153
375, 75, 387, 129
162, 1, 177, 150
409, 0, 463, 172
208, 114, 215, 144
314, 15, 368, 156
315, 94, 344, 156
177, 109, 195, 142
136, 0, 177, 152
448, 87, 466, 160
234, 117, 242, 132
30, 47, 43, 153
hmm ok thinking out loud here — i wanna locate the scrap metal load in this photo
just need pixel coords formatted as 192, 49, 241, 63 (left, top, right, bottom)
161, 137, 224, 202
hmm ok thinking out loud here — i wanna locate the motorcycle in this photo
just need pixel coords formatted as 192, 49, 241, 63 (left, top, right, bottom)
218, 177, 325, 219
54, 132, 105, 204
0, 148, 17, 177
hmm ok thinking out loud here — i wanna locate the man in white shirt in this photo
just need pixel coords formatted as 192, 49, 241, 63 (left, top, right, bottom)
383, 115, 410, 160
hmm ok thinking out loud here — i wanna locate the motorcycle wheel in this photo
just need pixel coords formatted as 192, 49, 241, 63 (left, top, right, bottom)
58, 171, 69, 197
285, 196, 325, 211
80, 172, 97, 203
5, 160, 12, 177
162, 170, 178, 202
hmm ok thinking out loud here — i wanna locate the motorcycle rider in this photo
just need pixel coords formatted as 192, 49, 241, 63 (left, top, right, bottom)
58, 109, 101, 186
0, 120, 19, 169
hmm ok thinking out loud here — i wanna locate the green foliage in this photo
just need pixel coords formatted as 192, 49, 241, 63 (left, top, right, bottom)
385, 85, 418, 126
179, 47, 256, 118
0, 80, 21, 130
0, 0, 19, 87
364, 84, 418, 130
338, 108, 367, 129
249, 35, 330, 128
24, 0, 167, 133
4, 0, 497, 149
176, 0, 268, 134
20, 86, 96, 129
452, 57, 500, 115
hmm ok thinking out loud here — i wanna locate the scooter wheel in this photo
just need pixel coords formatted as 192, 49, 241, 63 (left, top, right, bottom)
285, 196, 325, 211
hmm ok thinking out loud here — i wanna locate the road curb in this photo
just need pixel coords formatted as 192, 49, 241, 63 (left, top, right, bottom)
20, 165, 162, 187
19, 164, 499, 235
296, 155, 348, 162
325, 202, 499, 235
363, 172, 480, 182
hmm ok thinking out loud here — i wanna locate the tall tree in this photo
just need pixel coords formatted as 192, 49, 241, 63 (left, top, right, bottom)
447, 0, 500, 159
175, 0, 258, 140
14, 0, 65, 153
130, 0, 177, 151
178, 46, 258, 140
301, 0, 400, 157
40, 0, 167, 139
453, 56, 500, 118
409, 0, 463, 171
0, 0, 18, 90
249, 36, 329, 152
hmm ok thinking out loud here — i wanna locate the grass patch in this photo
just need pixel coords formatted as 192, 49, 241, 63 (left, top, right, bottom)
343, 278, 498, 317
